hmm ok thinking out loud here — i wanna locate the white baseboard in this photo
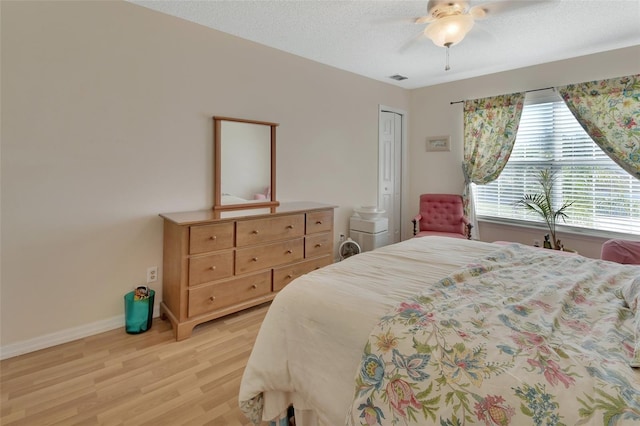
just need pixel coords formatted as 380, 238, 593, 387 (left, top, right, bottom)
0, 306, 160, 360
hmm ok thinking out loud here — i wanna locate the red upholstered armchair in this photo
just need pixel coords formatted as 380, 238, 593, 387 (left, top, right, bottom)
412, 194, 473, 239
600, 239, 640, 264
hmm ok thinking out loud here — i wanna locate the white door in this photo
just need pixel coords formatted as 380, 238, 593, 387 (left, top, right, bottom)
378, 110, 404, 244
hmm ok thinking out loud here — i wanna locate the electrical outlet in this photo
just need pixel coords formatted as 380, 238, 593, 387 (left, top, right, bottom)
339, 233, 346, 242
147, 266, 158, 283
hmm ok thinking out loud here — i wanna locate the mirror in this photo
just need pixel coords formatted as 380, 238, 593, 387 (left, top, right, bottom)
213, 116, 279, 210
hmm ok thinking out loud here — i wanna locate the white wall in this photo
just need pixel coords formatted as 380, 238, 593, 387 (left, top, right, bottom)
408, 46, 640, 255
0, 0, 409, 354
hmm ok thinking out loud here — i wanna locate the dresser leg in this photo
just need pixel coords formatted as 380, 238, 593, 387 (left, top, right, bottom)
159, 302, 194, 341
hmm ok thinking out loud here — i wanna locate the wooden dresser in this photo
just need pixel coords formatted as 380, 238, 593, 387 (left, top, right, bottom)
159, 202, 336, 340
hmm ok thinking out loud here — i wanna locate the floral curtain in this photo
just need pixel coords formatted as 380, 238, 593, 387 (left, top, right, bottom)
557, 74, 640, 180
462, 93, 525, 239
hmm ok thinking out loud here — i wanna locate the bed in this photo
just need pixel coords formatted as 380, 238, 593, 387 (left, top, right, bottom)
238, 236, 640, 425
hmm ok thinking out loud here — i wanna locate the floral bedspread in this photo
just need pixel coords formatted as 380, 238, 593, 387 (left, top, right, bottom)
347, 245, 640, 425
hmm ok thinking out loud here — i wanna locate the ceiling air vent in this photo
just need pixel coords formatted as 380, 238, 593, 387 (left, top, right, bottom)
389, 74, 408, 81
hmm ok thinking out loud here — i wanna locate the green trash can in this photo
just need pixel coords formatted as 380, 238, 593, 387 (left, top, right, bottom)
124, 287, 155, 334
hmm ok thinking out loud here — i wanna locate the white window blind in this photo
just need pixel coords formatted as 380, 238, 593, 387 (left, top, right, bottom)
475, 98, 640, 235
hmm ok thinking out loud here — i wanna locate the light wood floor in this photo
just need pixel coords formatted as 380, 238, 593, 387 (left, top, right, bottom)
1, 303, 271, 426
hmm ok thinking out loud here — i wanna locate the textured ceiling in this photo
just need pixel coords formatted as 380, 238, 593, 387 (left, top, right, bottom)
129, 0, 640, 89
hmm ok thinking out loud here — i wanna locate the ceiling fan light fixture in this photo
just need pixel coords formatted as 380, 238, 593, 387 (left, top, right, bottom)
423, 14, 474, 47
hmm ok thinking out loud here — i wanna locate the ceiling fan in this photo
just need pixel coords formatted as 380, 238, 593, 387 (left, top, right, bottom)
416, 0, 489, 70
415, 0, 548, 71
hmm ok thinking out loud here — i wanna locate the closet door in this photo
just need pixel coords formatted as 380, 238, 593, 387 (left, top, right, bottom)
378, 110, 403, 244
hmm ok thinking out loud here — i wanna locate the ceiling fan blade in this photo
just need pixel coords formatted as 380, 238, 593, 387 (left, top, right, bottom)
372, 16, 418, 26
469, 5, 487, 20
467, 22, 497, 44
415, 15, 434, 24
474, 0, 556, 17
398, 30, 429, 54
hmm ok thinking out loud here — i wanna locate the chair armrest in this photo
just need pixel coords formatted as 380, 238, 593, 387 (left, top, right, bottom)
461, 216, 470, 226
413, 214, 422, 222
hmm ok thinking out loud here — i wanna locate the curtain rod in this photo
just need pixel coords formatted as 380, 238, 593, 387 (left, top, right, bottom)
450, 86, 555, 105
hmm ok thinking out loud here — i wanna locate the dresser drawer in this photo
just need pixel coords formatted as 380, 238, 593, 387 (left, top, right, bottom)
188, 251, 234, 286
273, 255, 332, 291
189, 222, 235, 254
188, 271, 271, 317
236, 214, 305, 247
306, 210, 333, 234
305, 233, 333, 258
236, 238, 304, 275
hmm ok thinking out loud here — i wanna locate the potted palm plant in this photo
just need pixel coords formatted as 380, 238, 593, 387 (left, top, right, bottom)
516, 169, 573, 250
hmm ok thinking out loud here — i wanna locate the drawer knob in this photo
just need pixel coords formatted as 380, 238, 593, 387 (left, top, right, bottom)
209, 296, 216, 302
209, 236, 217, 241
315, 243, 322, 248
286, 225, 294, 229
252, 257, 258, 262
286, 249, 293, 254
210, 266, 217, 270
286, 274, 293, 279
251, 284, 258, 289
316, 220, 323, 225
252, 230, 259, 235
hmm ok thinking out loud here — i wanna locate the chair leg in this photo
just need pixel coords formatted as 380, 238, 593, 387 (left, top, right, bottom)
466, 223, 473, 240
412, 219, 417, 236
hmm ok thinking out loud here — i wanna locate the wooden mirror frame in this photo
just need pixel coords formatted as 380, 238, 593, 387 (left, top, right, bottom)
213, 116, 279, 211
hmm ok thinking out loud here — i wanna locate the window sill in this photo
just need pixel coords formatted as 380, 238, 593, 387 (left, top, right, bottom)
477, 216, 639, 241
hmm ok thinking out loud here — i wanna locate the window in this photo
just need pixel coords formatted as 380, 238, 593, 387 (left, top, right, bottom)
474, 92, 640, 236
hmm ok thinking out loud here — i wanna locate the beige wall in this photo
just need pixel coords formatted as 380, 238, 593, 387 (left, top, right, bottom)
2, 0, 638, 354
408, 46, 640, 255
0, 1, 409, 350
